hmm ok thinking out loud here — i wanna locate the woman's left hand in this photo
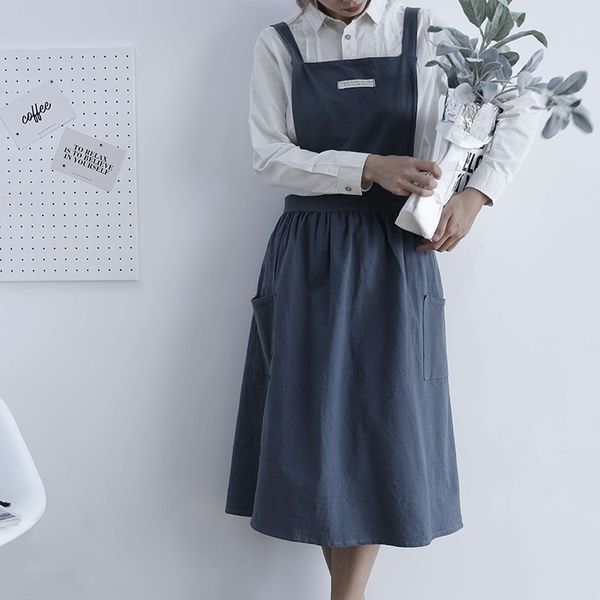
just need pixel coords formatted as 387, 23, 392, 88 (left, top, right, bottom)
415, 187, 490, 252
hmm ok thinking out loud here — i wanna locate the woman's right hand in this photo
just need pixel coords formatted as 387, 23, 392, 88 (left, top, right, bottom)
362, 154, 442, 196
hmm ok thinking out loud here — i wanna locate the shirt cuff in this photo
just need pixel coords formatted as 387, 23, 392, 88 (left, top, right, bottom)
361, 180, 373, 192
465, 164, 511, 207
337, 152, 372, 195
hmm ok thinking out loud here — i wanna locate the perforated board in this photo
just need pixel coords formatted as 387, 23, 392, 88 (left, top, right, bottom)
0, 47, 138, 281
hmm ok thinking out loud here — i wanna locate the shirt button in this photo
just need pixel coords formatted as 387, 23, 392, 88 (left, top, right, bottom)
344, 34, 351, 39
345, 185, 352, 191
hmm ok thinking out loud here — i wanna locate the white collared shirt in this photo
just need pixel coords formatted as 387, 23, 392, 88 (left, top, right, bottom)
248, 0, 543, 205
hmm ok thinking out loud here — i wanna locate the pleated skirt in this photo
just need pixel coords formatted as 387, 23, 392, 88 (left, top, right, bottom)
225, 192, 463, 548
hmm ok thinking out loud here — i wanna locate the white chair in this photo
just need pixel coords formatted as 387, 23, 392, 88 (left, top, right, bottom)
0, 397, 46, 546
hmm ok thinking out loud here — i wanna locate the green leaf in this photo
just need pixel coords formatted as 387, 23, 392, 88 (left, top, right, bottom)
458, 0, 487, 27
436, 41, 463, 56
519, 48, 544, 74
486, 0, 498, 21
480, 80, 500, 102
527, 82, 547, 95
454, 82, 476, 104
491, 29, 548, 48
480, 47, 500, 62
547, 76, 563, 90
511, 11, 526, 26
497, 52, 513, 79
446, 51, 472, 81
554, 71, 588, 95
479, 61, 503, 79
457, 72, 474, 85
447, 68, 461, 88
541, 112, 564, 139
517, 71, 535, 93
429, 25, 475, 53
502, 51, 520, 66
425, 59, 453, 75
445, 27, 474, 49
572, 106, 593, 133
487, 0, 514, 19
484, 3, 513, 45
492, 4, 515, 42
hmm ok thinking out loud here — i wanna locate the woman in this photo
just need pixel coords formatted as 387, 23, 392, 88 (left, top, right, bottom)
225, 1, 540, 598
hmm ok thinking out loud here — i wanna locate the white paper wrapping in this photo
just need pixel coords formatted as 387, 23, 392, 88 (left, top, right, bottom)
395, 91, 500, 240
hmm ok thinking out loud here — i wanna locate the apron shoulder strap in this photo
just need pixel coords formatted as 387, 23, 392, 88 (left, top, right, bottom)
270, 22, 304, 64
401, 7, 420, 60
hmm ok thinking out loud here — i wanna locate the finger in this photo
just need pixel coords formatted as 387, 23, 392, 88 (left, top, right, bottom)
414, 160, 442, 179
431, 213, 459, 248
444, 237, 462, 251
404, 181, 434, 196
444, 223, 468, 251
413, 172, 438, 189
436, 213, 464, 249
415, 240, 435, 252
415, 235, 435, 251
437, 234, 458, 252
431, 208, 452, 242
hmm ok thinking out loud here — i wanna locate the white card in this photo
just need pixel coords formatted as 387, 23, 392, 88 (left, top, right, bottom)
51, 126, 127, 192
0, 80, 76, 149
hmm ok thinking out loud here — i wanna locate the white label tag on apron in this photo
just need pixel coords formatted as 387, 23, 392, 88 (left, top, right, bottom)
337, 78, 376, 89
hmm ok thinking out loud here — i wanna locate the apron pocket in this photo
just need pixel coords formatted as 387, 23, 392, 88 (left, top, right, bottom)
250, 292, 276, 377
422, 294, 449, 380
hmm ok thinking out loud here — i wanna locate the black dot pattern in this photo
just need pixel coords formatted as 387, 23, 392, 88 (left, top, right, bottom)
0, 47, 138, 281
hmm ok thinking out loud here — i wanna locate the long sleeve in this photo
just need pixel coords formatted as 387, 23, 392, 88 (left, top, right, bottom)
248, 27, 373, 196
425, 9, 544, 206
465, 88, 544, 206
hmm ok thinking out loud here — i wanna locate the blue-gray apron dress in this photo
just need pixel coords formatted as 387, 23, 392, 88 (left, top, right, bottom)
225, 6, 463, 548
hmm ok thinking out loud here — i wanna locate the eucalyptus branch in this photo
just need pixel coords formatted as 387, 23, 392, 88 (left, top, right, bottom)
424, 0, 592, 138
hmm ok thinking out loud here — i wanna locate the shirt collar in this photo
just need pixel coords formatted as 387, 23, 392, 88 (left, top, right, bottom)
304, 0, 386, 31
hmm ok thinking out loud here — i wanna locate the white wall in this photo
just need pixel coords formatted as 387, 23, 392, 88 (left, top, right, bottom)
0, 0, 598, 598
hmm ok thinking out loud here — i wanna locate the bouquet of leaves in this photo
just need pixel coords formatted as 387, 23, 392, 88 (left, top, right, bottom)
395, 0, 593, 240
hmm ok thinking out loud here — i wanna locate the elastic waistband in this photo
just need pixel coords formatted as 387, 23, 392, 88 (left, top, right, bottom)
283, 192, 408, 213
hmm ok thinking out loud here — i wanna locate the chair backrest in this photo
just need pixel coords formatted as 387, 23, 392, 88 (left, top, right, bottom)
0, 397, 46, 546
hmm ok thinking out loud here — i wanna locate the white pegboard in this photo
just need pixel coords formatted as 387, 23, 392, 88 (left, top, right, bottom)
0, 47, 138, 281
